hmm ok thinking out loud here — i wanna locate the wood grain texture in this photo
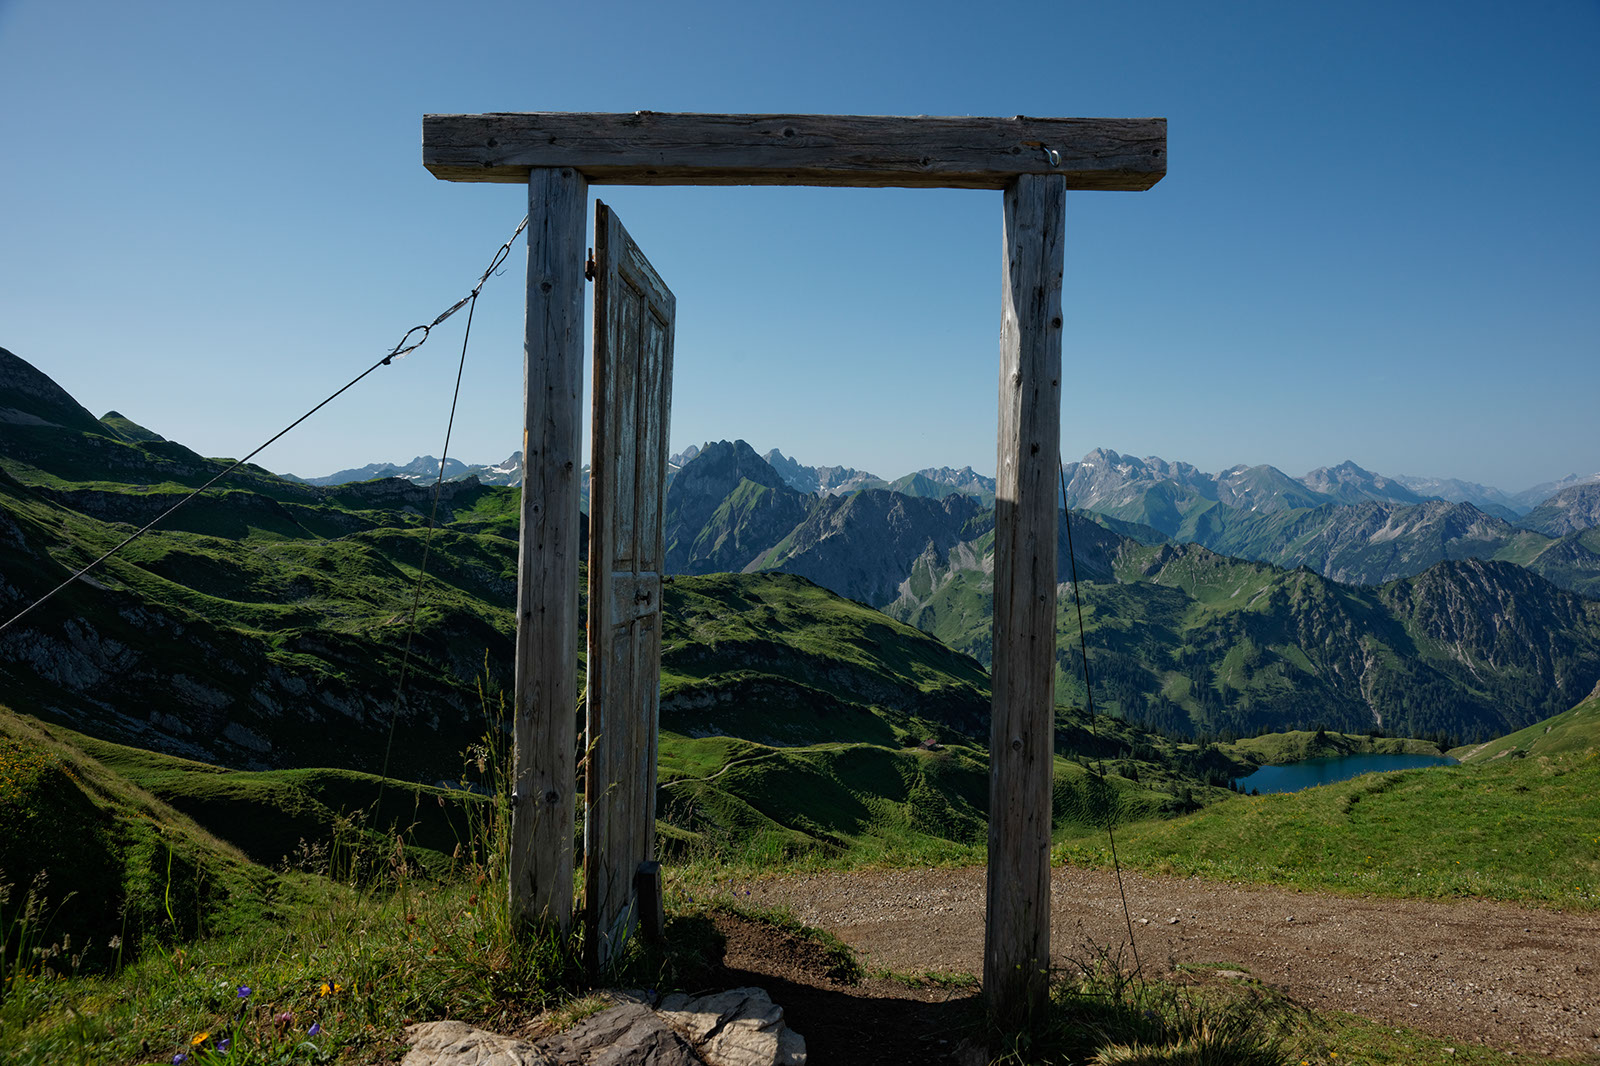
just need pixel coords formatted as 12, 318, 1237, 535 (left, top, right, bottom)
510, 167, 587, 934
984, 173, 1065, 1025
585, 200, 675, 971
424, 112, 1164, 191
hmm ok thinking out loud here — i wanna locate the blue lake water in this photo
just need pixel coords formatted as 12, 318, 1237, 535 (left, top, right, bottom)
1233, 752, 1457, 794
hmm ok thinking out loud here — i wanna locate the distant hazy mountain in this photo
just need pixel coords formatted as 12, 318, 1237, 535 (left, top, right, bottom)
284, 455, 470, 487
1059, 449, 1449, 534
1194, 499, 1556, 587
1519, 484, 1600, 538
1513, 472, 1600, 513
456, 451, 523, 486
1061, 448, 1225, 530
1297, 460, 1427, 507
274, 431, 1600, 599
761, 448, 886, 496
1392, 474, 1524, 519
887, 466, 997, 505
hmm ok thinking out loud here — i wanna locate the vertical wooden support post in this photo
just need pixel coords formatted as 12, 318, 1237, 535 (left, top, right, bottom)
985, 172, 1065, 1025
510, 167, 588, 933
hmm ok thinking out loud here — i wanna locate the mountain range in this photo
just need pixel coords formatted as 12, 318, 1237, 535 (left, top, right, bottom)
293, 438, 1597, 522
288, 442, 1600, 599
650, 439, 1600, 739
4, 343, 1600, 763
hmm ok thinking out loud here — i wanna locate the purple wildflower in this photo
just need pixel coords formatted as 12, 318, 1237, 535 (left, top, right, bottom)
237, 985, 251, 998
308, 1022, 322, 1036
172, 1056, 187, 1065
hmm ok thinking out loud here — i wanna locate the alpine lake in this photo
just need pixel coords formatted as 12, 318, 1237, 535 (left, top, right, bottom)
1233, 752, 1458, 794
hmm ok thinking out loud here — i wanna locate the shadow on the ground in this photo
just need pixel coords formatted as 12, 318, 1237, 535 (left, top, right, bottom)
709, 912, 985, 1064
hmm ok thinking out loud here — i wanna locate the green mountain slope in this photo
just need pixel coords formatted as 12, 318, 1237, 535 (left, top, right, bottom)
892, 531, 1600, 741
3, 353, 1014, 785
1452, 680, 1600, 763
0, 467, 521, 780
0, 706, 289, 967
1519, 483, 1600, 538
753, 488, 992, 608
664, 439, 814, 575
660, 571, 992, 738
1185, 497, 1599, 594
1064, 699, 1600, 910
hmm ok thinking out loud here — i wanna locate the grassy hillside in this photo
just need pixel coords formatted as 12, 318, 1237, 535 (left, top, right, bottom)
0, 706, 293, 969
895, 533, 1600, 742
1452, 681, 1600, 763
0, 464, 519, 780
0, 704, 485, 954
1060, 716, 1600, 910
661, 571, 993, 744
1220, 728, 1442, 766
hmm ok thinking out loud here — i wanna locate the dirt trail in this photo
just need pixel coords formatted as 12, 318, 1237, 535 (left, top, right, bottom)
731, 864, 1600, 1060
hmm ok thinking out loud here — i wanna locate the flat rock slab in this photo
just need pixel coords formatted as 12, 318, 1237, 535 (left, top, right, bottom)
405, 988, 805, 1066
403, 1021, 556, 1066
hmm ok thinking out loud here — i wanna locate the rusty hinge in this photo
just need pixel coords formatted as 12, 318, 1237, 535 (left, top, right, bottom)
584, 248, 596, 281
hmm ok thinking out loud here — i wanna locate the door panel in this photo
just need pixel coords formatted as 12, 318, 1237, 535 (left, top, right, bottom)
585, 200, 675, 969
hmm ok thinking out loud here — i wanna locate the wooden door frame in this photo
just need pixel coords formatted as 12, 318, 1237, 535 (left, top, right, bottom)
424, 111, 1164, 1026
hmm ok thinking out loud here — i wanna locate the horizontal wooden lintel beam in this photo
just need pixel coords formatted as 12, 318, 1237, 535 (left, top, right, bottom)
422, 112, 1165, 191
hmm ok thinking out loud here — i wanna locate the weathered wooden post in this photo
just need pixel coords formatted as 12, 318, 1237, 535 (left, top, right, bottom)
508, 167, 587, 932
985, 172, 1065, 1023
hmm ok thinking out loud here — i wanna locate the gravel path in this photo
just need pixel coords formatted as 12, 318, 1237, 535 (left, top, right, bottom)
732, 864, 1600, 1060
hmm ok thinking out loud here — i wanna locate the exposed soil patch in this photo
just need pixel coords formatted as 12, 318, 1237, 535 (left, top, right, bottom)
725, 864, 1600, 1061
711, 913, 983, 1064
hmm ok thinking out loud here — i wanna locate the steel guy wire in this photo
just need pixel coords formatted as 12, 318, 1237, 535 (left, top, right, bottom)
0, 214, 531, 639
378, 285, 481, 791
1061, 456, 1144, 978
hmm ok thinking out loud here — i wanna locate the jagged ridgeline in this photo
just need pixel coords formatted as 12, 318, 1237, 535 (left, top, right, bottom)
1056, 448, 1600, 597
668, 440, 1600, 742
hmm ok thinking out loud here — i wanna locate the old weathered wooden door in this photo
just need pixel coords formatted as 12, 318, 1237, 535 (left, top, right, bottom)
584, 200, 675, 969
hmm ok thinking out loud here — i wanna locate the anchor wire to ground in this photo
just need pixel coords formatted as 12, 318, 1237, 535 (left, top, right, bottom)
0, 215, 529, 641
1060, 457, 1144, 978
378, 287, 481, 789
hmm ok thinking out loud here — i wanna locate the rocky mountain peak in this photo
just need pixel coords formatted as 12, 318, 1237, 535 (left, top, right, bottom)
915, 466, 997, 494
682, 440, 790, 493
664, 441, 813, 574
0, 346, 107, 434
761, 447, 883, 496
1518, 483, 1600, 538
1298, 460, 1425, 506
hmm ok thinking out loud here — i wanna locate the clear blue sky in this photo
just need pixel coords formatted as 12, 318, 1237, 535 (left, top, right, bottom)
2, 0, 1595, 492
